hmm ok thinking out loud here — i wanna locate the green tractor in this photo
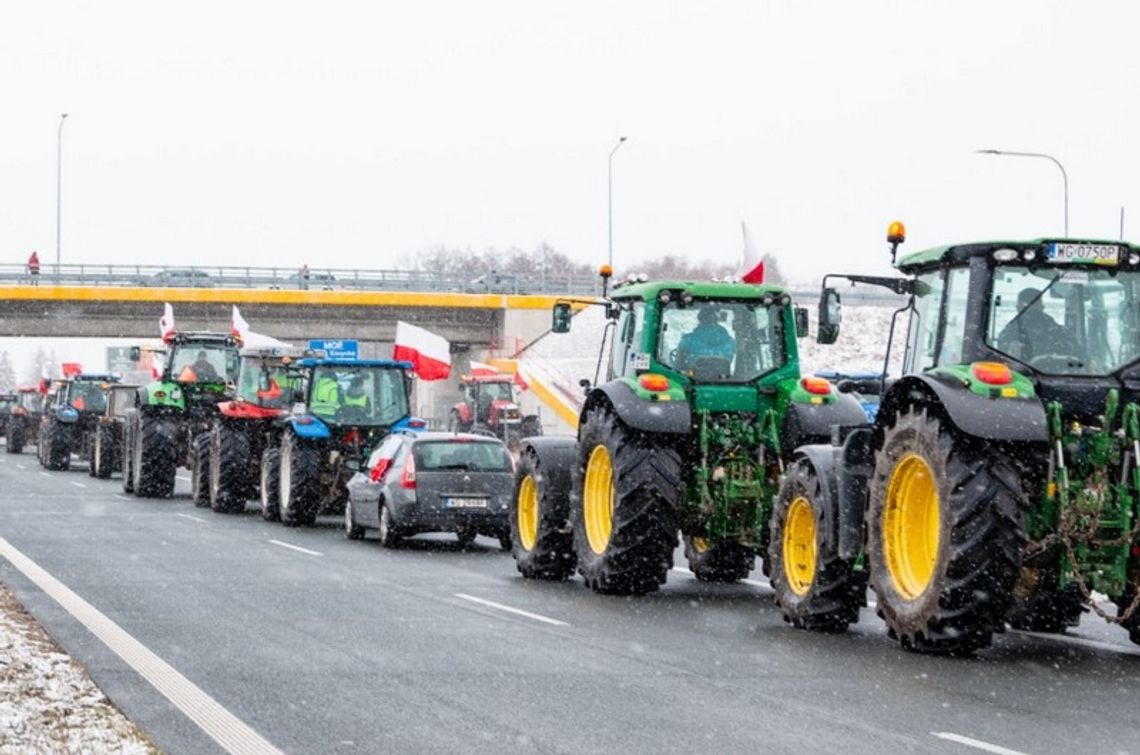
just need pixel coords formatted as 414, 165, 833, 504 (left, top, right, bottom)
509, 269, 867, 593
769, 222, 1140, 654
123, 332, 241, 498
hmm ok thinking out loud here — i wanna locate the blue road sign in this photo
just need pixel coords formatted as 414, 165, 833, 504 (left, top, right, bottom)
308, 339, 359, 361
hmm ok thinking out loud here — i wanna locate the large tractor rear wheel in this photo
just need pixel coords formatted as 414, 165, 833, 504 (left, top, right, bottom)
511, 446, 576, 580
190, 432, 211, 507
1113, 582, 1140, 646
260, 447, 281, 522
92, 425, 114, 479
134, 414, 178, 498
571, 408, 679, 595
867, 407, 1024, 655
42, 421, 70, 471
280, 433, 320, 527
769, 459, 865, 632
1007, 568, 1084, 633
684, 536, 754, 583
121, 414, 136, 494
210, 423, 250, 514
6, 423, 23, 454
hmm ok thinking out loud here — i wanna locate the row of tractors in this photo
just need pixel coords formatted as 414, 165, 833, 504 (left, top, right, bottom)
506, 224, 1140, 655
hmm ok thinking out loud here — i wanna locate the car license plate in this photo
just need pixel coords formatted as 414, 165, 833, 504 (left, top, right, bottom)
1046, 243, 1119, 265
445, 497, 488, 509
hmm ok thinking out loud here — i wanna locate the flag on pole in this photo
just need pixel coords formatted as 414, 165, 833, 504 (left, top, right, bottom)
160, 302, 176, 343
469, 360, 498, 376
231, 305, 291, 349
61, 363, 82, 377
393, 321, 451, 380
738, 222, 765, 284
231, 305, 250, 343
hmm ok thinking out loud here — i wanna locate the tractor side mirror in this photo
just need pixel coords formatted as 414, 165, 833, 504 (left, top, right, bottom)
794, 307, 809, 338
818, 288, 842, 345
129, 346, 141, 362
552, 302, 572, 333
578, 378, 591, 394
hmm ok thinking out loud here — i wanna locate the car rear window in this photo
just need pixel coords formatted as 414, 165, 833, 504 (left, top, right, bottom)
413, 441, 512, 472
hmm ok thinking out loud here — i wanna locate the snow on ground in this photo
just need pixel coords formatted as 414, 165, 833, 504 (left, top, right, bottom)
0, 581, 157, 754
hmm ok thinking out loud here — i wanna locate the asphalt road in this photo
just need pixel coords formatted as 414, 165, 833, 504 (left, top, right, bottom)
1, 449, 1138, 755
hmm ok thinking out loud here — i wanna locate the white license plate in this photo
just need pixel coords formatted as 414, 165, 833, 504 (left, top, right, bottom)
445, 497, 488, 509
1046, 243, 1119, 265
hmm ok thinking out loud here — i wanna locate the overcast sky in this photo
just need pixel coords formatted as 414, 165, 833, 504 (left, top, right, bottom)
4, 0, 1140, 292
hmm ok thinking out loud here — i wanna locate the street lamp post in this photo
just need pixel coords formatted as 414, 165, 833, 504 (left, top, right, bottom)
56, 113, 68, 276
976, 149, 1069, 237
608, 136, 627, 269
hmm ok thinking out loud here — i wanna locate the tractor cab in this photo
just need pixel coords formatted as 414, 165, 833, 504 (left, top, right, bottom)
232, 348, 306, 412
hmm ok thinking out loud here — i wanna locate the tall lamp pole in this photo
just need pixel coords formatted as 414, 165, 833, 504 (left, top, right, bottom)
608, 136, 627, 269
56, 113, 69, 275
976, 149, 1069, 237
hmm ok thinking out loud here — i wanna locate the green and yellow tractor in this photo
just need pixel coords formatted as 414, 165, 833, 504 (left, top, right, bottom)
769, 222, 1140, 653
509, 269, 867, 593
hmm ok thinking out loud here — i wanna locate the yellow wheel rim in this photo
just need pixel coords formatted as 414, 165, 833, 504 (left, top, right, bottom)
882, 453, 941, 600
691, 536, 710, 554
782, 496, 817, 596
517, 475, 539, 552
583, 444, 614, 555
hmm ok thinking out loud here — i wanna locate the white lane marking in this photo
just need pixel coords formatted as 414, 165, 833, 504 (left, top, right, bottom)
0, 536, 283, 755
671, 566, 772, 590
931, 732, 1031, 755
176, 513, 207, 524
39, 472, 52, 478
71, 481, 87, 488
16, 463, 26, 469
454, 593, 568, 626
268, 539, 322, 557
1009, 628, 1140, 657
113, 494, 129, 500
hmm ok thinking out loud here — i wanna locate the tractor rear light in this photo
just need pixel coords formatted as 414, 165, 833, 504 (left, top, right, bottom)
407, 418, 427, 429
971, 361, 1013, 385
1132, 544, 1140, 557
154, 390, 166, 399
399, 453, 417, 489
992, 248, 1019, 262
370, 457, 392, 482
12, 407, 25, 416
639, 373, 670, 392
801, 377, 832, 396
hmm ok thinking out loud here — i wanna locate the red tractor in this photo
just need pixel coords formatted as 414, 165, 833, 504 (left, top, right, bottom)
448, 374, 542, 448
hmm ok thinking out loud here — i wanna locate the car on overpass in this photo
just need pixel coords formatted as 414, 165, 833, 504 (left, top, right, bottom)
464, 272, 526, 294
144, 268, 214, 287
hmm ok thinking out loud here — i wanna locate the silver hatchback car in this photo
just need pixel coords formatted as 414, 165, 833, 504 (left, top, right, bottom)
345, 431, 514, 549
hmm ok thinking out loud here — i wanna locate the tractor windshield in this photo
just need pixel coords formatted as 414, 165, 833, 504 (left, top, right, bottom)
17, 392, 43, 412
308, 366, 409, 426
235, 358, 303, 409
66, 382, 107, 414
657, 298, 786, 382
476, 382, 514, 401
169, 343, 239, 384
987, 265, 1140, 375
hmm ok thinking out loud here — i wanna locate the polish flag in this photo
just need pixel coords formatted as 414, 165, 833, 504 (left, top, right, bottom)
61, 363, 83, 377
393, 321, 451, 380
160, 302, 176, 343
231, 305, 250, 343
231, 305, 291, 349
737, 222, 765, 284
469, 360, 498, 376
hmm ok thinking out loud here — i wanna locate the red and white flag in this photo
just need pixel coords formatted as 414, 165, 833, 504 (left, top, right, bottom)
231, 305, 250, 343
469, 360, 498, 376
737, 222, 765, 284
160, 302, 176, 343
393, 321, 451, 380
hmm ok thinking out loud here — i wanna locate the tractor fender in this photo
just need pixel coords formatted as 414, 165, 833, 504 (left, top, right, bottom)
878, 374, 1048, 442
780, 391, 868, 455
835, 428, 873, 561
790, 444, 845, 555
287, 415, 331, 440
583, 381, 691, 435
518, 436, 579, 524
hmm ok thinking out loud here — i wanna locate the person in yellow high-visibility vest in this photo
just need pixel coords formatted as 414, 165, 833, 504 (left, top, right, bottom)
341, 375, 371, 420
310, 373, 342, 418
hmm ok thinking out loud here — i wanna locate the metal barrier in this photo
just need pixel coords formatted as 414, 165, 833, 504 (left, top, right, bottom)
0, 263, 605, 296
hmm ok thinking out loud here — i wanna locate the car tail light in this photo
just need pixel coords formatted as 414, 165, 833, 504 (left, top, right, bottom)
800, 376, 832, 395
370, 458, 392, 482
399, 453, 416, 489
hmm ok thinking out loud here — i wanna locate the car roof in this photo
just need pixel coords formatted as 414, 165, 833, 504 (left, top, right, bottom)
405, 431, 506, 445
